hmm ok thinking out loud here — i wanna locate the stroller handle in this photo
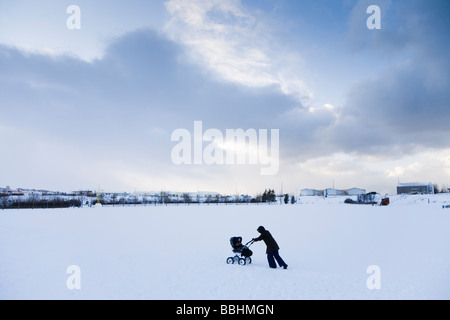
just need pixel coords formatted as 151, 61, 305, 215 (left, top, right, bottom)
245, 239, 255, 246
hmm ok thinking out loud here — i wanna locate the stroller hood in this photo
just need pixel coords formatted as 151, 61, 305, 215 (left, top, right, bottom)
230, 237, 242, 248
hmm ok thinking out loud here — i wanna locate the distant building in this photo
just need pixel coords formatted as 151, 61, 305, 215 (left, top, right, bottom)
397, 183, 434, 195
301, 189, 320, 196
345, 188, 366, 196
187, 191, 221, 203
325, 188, 343, 196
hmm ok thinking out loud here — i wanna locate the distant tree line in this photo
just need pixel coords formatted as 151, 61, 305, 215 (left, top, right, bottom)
0, 196, 82, 209
0, 187, 304, 210
262, 189, 276, 203
284, 194, 297, 204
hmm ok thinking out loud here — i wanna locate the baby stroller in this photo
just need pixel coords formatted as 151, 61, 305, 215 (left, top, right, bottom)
227, 237, 254, 266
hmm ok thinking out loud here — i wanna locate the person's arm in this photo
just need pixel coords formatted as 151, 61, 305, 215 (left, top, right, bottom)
253, 235, 263, 242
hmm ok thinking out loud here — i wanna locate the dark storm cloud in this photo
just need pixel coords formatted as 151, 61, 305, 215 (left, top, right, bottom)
0, 29, 319, 169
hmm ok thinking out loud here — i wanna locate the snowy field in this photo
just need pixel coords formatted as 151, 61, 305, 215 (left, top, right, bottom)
1, 194, 450, 300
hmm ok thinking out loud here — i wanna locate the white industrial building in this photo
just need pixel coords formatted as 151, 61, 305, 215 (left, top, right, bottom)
345, 188, 366, 196
397, 183, 434, 195
301, 189, 320, 196
301, 187, 367, 197
324, 188, 343, 196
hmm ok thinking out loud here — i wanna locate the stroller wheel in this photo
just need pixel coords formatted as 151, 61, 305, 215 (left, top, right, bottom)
245, 257, 252, 264
238, 258, 246, 266
226, 257, 234, 264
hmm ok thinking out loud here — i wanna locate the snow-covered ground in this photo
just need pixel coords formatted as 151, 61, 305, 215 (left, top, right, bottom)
1, 194, 449, 300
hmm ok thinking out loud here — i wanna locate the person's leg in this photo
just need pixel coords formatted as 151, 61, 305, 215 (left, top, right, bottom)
267, 251, 277, 268
273, 250, 287, 268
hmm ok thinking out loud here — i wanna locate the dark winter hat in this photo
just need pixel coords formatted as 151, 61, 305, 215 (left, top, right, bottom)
257, 226, 265, 233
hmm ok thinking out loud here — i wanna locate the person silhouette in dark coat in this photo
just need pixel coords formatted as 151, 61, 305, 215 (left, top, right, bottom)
253, 226, 288, 269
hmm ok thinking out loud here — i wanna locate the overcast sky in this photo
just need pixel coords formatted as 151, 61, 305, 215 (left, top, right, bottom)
0, 0, 449, 195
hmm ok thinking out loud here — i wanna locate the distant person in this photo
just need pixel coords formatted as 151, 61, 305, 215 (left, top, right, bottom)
252, 226, 288, 269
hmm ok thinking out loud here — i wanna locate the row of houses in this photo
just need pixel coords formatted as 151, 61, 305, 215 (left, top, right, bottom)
1, 186, 262, 206
301, 188, 366, 197
100, 191, 233, 204
0, 186, 62, 197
